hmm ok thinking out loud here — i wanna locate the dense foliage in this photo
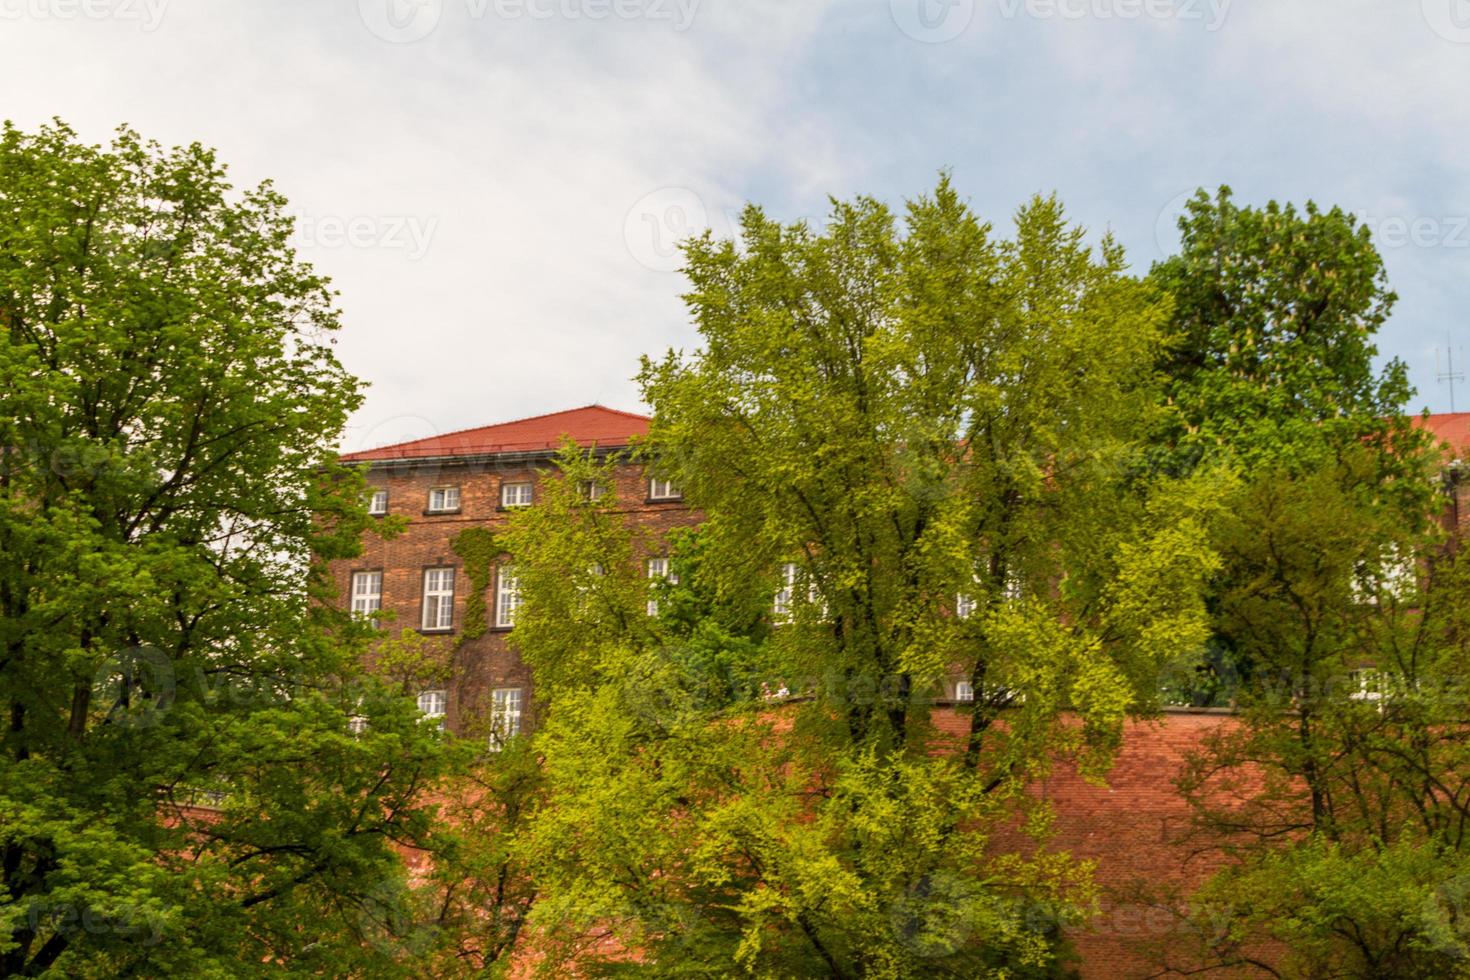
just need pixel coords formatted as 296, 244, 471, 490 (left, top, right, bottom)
499, 181, 1221, 977
1147, 192, 1470, 977
0, 121, 462, 976
6, 119, 1464, 978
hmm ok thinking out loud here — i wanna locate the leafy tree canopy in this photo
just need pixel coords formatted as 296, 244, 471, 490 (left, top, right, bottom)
1152, 186, 1419, 472
0, 120, 462, 976
501, 178, 1222, 977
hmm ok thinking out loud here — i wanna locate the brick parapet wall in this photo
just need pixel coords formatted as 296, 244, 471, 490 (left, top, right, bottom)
928, 707, 1247, 977
330, 450, 1273, 976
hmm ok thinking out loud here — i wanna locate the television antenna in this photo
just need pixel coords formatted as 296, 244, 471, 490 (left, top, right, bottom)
1437, 341, 1465, 413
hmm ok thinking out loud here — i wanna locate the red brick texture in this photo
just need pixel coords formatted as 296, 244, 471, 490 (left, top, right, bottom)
340, 406, 1470, 976
1039, 712, 1243, 978
332, 407, 696, 737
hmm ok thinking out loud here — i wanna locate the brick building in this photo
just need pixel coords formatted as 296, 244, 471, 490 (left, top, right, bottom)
333, 406, 1470, 976
1417, 411, 1470, 536
333, 404, 698, 738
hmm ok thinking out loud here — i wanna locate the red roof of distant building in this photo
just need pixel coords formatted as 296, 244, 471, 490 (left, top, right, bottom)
340, 405, 651, 462
342, 408, 1470, 463
1414, 412, 1470, 456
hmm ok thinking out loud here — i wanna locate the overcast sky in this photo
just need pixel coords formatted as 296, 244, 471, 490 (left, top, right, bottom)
4, 0, 1469, 451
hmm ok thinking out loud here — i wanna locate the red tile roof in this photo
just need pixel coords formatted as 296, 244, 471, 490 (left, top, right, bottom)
342, 408, 1469, 464
1414, 412, 1470, 456
340, 405, 650, 462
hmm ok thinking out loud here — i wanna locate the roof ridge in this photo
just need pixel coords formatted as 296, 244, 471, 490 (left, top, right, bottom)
346, 403, 651, 456
585, 403, 655, 422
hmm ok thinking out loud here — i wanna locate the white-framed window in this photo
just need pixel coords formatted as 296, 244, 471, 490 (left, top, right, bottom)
577, 562, 606, 600
1381, 548, 1415, 597
774, 562, 798, 619
955, 593, 976, 619
646, 557, 678, 615
1002, 571, 1023, 602
427, 486, 461, 513
1352, 545, 1415, 604
367, 489, 389, 516
422, 567, 455, 631
501, 482, 533, 508
347, 715, 368, 735
955, 680, 975, 702
417, 689, 447, 729
350, 571, 382, 620
648, 478, 681, 501
774, 563, 823, 620
489, 687, 523, 749
1350, 670, 1382, 702
496, 566, 521, 628
580, 480, 604, 502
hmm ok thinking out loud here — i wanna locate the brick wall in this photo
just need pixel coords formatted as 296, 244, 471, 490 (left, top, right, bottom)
929, 707, 1249, 977
333, 448, 1257, 976
1039, 712, 1247, 977
337, 507, 1251, 976
330, 450, 698, 736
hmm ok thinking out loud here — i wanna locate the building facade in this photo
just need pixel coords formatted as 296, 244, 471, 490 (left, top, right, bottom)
333, 406, 1470, 976
333, 405, 697, 738
334, 407, 1470, 733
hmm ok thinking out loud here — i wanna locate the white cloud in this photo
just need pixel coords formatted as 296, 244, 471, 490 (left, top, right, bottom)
3, 0, 1468, 431
0, 0, 845, 448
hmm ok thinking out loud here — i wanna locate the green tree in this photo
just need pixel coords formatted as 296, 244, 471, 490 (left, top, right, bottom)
1152, 186, 1416, 473
0, 121, 459, 976
1145, 190, 1470, 977
1150, 188, 1434, 706
501, 181, 1221, 977
1164, 456, 1470, 978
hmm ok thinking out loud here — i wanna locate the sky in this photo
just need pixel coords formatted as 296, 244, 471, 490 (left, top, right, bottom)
3, 0, 1469, 452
